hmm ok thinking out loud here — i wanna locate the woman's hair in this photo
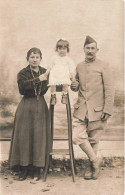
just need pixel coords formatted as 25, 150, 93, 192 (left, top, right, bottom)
56, 39, 70, 52
26, 48, 42, 60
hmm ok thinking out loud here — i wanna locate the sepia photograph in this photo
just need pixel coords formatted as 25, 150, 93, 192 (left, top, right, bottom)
0, 0, 124, 194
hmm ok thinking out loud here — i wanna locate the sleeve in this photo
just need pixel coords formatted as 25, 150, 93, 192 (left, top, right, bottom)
102, 63, 115, 115
75, 69, 79, 82
68, 58, 76, 76
40, 69, 49, 96
46, 56, 55, 74
70, 66, 79, 92
17, 70, 40, 93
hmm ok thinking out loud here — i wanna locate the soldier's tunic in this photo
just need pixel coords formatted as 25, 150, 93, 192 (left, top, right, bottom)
72, 58, 114, 145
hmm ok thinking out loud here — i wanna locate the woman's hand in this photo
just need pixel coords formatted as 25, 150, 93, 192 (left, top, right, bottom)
39, 73, 47, 81
71, 80, 79, 91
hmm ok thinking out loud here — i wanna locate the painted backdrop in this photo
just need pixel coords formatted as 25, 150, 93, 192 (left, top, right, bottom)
0, 0, 124, 140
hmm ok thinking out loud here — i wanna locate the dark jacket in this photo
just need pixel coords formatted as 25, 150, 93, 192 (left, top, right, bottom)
17, 65, 48, 97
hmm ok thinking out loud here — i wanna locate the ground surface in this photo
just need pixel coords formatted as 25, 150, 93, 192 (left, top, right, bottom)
0, 160, 124, 195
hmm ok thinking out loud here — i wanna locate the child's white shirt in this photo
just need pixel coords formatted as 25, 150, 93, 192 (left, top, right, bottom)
48, 54, 76, 86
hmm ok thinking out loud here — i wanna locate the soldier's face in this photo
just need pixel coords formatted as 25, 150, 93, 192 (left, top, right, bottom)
84, 42, 98, 60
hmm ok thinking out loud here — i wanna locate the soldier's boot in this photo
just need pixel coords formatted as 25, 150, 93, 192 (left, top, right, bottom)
91, 157, 102, 180
84, 162, 93, 180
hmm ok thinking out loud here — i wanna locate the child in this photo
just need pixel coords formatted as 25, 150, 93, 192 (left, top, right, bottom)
45, 39, 76, 105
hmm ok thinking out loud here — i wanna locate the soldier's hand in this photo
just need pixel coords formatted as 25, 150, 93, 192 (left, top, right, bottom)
101, 112, 110, 121
71, 80, 79, 91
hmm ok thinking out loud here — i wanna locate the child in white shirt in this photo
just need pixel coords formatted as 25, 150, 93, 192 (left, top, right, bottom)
44, 39, 76, 105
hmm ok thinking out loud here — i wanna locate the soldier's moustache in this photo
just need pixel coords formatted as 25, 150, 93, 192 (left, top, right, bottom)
88, 53, 93, 56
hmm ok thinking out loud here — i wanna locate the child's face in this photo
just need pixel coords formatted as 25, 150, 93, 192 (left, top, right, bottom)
57, 46, 67, 57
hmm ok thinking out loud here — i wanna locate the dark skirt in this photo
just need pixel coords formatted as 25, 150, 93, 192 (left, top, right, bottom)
9, 96, 51, 167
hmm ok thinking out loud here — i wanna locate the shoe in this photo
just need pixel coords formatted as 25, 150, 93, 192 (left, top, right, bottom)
51, 94, 57, 105
61, 94, 68, 104
91, 158, 102, 180
84, 162, 93, 180
19, 167, 28, 181
31, 168, 34, 179
33, 167, 41, 181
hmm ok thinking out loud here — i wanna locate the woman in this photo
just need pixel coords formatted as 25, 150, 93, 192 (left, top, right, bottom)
9, 47, 51, 181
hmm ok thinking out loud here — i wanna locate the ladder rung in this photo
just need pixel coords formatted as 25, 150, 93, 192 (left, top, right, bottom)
0, 138, 11, 141
53, 137, 68, 141
50, 149, 70, 155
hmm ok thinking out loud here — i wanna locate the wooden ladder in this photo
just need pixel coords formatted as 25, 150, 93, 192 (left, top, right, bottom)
43, 86, 75, 182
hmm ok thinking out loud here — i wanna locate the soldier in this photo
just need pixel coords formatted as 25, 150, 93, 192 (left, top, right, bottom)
71, 36, 114, 180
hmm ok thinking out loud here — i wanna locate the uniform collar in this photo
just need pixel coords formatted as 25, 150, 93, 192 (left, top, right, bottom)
85, 57, 96, 63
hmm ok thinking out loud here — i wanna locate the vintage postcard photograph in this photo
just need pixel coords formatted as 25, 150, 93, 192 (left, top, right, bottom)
0, 0, 124, 194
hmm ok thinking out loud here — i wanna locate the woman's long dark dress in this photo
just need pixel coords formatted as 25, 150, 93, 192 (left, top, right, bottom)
9, 65, 51, 167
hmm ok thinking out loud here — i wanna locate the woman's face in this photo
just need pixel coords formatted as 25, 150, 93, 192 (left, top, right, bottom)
28, 52, 41, 68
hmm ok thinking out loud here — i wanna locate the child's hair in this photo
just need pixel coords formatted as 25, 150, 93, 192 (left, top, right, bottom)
26, 47, 42, 60
56, 39, 70, 52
